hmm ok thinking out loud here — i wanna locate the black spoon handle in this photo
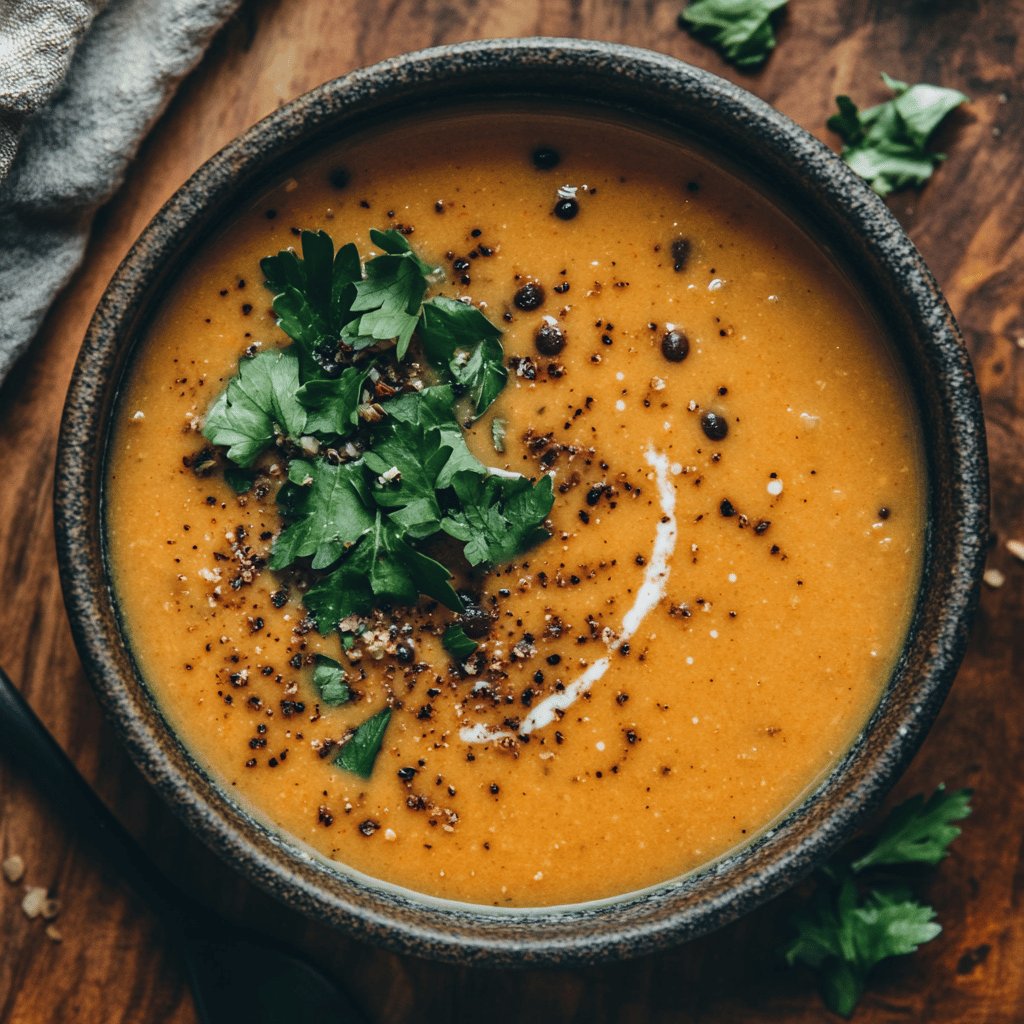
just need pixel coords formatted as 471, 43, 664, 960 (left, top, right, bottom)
0, 665, 188, 917
0, 665, 369, 1024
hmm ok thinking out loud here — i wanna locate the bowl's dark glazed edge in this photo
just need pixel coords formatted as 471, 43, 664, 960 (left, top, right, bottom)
54, 38, 988, 967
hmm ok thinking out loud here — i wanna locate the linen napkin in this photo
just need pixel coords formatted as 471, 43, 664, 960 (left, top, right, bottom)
0, 0, 241, 385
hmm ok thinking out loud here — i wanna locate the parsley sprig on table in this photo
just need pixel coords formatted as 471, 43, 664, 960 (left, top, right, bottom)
786, 786, 972, 1017
829, 73, 969, 197
202, 228, 554, 777
679, 0, 787, 69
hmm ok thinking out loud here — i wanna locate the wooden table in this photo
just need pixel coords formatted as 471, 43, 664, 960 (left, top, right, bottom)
1, 2, 1021, 1020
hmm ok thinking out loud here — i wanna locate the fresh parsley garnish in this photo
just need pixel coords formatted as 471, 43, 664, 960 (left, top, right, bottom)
364, 512, 459, 611
442, 470, 555, 567
255, 227, 507, 403
203, 347, 306, 466
786, 786, 971, 1017
384, 385, 491, 488
334, 707, 391, 778
680, 0, 787, 69
260, 231, 361, 377
828, 73, 969, 197
343, 229, 432, 358
296, 365, 370, 438
223, 466, 256, 494
302, 511, 463, 632
362, 418, 455, 540
442, 625, 478, 661
270, 459, 375, 571
202, 228, 555, 778
491, 417, 507, 454
420, 296, 507, 416
312, 655, 350, 706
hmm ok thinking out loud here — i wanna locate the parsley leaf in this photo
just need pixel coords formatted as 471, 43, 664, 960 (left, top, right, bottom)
223, 466, 255, 494
850, 785, 971, 872
384, 385, 488, 487
204, 227, 558, 780
828, 73, 969, 196
369, 226, 434, 269
261, 230, 361, 376
357, 512, 460, 610
363, 420, 454, 539
441, 470, 554, 566
303, 552, 375, 630
786, 879, 941, 1017
680, 0, 787, 69
852, 888, 941, 962
420, 296, 507, 416
303, 512, 461, 630
203, 348, 306, 467
312, 655, 350, 706
334, 707, 391, 778
270, 459, 375, 570
296, 365, 371, 438
342, 229, 433, 358
786, 787, 971, 1017
443, 625, 478, 661
491, 417, 507, 454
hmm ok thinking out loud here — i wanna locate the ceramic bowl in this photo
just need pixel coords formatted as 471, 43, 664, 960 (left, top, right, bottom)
55, 38, 988, 966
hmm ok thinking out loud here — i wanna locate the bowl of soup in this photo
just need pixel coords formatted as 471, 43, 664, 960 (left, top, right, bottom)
55, 38, 987, 964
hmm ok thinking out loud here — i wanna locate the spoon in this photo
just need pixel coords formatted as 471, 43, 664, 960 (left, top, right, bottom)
0, 665, 369, 1024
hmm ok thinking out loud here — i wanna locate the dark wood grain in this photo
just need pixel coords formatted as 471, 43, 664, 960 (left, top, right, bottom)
1, 2, 1021, 1020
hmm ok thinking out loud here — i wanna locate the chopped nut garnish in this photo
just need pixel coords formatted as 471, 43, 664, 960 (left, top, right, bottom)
357, 401, 386, 422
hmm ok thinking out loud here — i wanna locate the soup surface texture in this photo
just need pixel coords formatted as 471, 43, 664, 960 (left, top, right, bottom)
106, 110, 925, 907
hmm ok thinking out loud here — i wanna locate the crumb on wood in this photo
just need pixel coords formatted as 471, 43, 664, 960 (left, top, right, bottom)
983, 567, 1005, 589
21, 886, 47, 919
3, 855, 25, 884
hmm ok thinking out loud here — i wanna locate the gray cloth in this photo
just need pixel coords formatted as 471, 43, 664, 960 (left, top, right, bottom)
0, 0, 241, 382
0, 0, 107, 177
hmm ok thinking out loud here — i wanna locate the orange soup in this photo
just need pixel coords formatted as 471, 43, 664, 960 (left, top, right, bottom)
105, 109, 925, 907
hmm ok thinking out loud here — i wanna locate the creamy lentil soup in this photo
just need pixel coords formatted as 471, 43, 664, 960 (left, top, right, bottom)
105, 109, 925, 907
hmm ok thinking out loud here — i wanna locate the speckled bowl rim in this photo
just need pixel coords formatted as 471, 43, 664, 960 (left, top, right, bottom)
55, 38, 988, 967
